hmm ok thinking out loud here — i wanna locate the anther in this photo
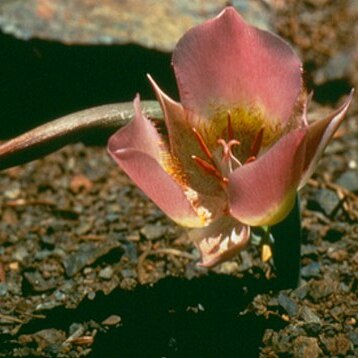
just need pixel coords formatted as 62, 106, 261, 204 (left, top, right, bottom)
249, 127, 264, 158
191, 155, 223, 181
227, 111, 234, 141
192, 127, 213, 161
245, 156, 256, 164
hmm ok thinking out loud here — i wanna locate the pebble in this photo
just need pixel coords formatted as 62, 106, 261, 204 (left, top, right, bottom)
300, 306, 321, 324
301, 244, 319, 257
23, 271, 58, 292
102, 315, 122, 326
54, 290, 66, 301
310, 189, 340, 217
278, 292, 298, 316
304, 322, 321, 337
19, 328, 66, 352
347, 331, 358, 346
12, 246, 29, 263
63, 241, 121, 277
0, 283, 8, 296
327, 248, 348, 262
4, 184, 21, 199
293, 284, 309, 300
336, 170, 358, 193
99, 266, 114, 280
140, 224, 166, 240
309, 279, 336, 301
301, 262, 321, 279
320, 334, 352, 356
313, 50, 351, 84
293, 336, 322, 358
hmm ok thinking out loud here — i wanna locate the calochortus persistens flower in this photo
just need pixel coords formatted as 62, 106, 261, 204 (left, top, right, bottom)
108, 7, 353, 267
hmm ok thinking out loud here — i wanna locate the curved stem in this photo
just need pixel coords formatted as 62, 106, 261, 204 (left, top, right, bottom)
0, 100, 162, 171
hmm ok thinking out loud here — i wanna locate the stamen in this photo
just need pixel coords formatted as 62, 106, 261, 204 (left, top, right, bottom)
191, 155, 223, 180
227, 111, 234, 141
245, 156, 256, 164
249, 127, 264, 158
192, 128, 213, 161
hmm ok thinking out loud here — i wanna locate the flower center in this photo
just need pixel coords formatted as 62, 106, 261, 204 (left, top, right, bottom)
191, 112, 265, 184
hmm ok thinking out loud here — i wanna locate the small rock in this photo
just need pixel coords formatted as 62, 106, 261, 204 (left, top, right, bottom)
87, 291, 96, 300
121, 269, 137, 279
19, 328, 66, 351
327, 248, 348, 262
347, 331, 358, 346
300, 306, 321, 324
238, 250, 254, 272
120, 277, 137, 290
304, 322, 321, 337
99, 266, 114, 280
70, 174, 93, 193
309, 279, 336, 301
301, 262, 321, 279
216, 261, 240, 274
320, 334, 352, 356
76, 221, 93, 235
352, 251, 358, 264
278, 292, 298, 316
336, 170, 358, 193
63, 241, 121, 277
293, 336, 322, 358
313, 50, 351, 84
12, 246, 29, 263
68, 322, 84, 340
23, 271, 58, 292
293, 284, 309, 300
54, 290, 66, 301
301, 244, 318, 257
140, 224, 166, 240
102, 315, 122, 326
4, 184, 21, 199
2, 208, 18, 225
310, 189, 340, 217
0, 283, 8, 296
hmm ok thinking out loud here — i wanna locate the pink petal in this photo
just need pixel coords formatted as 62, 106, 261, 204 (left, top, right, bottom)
299, 90, 354, 189
148, 75, 228, 219
172, 7, 302, 123
108, 96, 202, 228
108, 94, 163, 162
190, 216, 250, 267
229, 129, 307, 226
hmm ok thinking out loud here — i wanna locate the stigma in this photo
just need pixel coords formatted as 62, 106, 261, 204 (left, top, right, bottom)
191, 111, 264, 183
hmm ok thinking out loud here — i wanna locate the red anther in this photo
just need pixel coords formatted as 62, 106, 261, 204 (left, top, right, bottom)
249, 127, 264, 158
227, 111, 234, 141
245, 156, 256, 164
192, 155, 223, 180
192, 127, 213, 160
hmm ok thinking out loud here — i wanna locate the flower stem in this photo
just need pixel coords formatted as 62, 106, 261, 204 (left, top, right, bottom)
271, 195, 301, 289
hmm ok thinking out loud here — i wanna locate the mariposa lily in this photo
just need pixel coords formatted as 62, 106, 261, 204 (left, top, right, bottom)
108, 7, 353, 267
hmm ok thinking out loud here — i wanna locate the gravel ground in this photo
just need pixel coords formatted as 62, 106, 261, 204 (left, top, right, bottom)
0, 1, 357, 357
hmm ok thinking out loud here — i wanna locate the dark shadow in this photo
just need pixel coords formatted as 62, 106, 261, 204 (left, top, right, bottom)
4, 273, 286, 357
0, 32, 175, 139
313, 79, 352, 104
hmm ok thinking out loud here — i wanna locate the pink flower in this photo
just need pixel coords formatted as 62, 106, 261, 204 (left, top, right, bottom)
108, 7, 353, 267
